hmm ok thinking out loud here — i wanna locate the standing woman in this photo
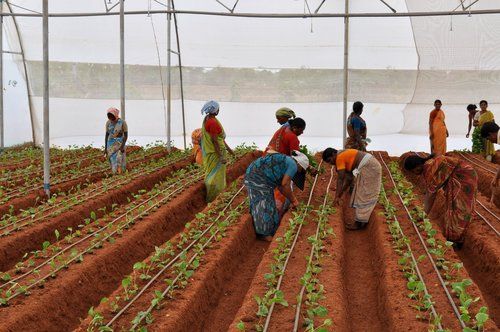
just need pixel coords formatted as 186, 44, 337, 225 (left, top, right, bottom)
477, 100, 495, 161
466, 104, 482, 153
275, 107, 296, 126
105, 107, 128, 174
201, 100, 234, 203
429, 99, 448, 156
345, 101, 368, 151
191, 128, 203, 165
245, 151, 309, 241
404, 154, 477, 244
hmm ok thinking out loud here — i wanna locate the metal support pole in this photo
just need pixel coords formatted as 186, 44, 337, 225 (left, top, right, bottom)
42, 0, 50, 197
166, 0, 172, 151
120, 0, 125, 119
0, 2, 4, 149
172, 0, 186, 149
342, 0, 349, 147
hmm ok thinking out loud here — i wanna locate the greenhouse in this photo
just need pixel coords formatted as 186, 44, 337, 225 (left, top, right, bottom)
0, 1, 498, 331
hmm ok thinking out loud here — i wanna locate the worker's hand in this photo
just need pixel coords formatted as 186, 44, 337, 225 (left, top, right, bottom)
308, 167, 318, 176
491, 177, 499, 188
291, 198, 299, 208
104, 151, 108, 159
120, 146, 125, 153
466, 133, 470, 138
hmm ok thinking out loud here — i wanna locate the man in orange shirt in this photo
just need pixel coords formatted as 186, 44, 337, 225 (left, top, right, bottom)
322, 148, 381, 230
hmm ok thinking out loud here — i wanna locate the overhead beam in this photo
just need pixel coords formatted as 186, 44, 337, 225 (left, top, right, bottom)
2, 8, 500, 18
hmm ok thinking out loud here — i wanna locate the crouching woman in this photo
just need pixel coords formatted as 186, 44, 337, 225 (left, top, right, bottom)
244, 151, 310, 241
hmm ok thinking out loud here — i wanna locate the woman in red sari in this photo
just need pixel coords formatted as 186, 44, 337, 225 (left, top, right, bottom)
265, 118, 306, 217
404, 154, 477, 244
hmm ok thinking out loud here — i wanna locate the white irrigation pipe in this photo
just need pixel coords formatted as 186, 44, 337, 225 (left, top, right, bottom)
108, 185, 245, 328
377, 152, 466, 329
378, 184, 443, 331
262, 160, 323, 332
3, 169, 203, 301
0, 153, 188, 235
293, 165, 334, 331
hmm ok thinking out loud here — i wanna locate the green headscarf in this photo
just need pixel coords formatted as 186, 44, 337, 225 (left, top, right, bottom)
275, 107, 296, 119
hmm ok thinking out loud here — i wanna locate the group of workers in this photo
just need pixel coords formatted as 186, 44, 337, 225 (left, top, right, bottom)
103, 98, 498, 246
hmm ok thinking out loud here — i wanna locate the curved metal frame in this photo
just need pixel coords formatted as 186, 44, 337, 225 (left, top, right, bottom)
5, 1, 36, 145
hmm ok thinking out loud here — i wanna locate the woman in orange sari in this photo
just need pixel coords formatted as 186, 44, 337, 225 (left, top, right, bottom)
404, 154, 477, 244
191, 128, 203, 165
429, 99, 448, 156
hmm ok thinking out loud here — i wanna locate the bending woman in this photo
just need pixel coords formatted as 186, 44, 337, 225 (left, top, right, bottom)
478, 100, 495, 161
322, 148, 382, 230
201, 100, 234, 202
404, 154, 477, 244
345, 101, 367, 151
105, 107, 128, 174
245, 150, 309, 241
429, 99, 448, 156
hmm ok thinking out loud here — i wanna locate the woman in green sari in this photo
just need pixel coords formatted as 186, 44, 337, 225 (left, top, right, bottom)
201, 100, 234, 202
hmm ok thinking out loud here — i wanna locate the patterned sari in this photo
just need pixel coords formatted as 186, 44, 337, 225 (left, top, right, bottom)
345, 112, 367, 151
429, 109, 447, 155
423, 156, 477, 243
245, 154, 297, 236
106, 119, 127, 174
478, 110, 495, 158
201, 117, 227, 203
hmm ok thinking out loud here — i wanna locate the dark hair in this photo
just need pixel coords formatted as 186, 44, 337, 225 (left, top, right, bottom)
404, 154, 434, 171
434, 99, 442, 104
467, 104, 477, 111
480, 100, 488, 106
353, 101, 364, 114
289, 117, 306, 130
322, 148, 338, 161
481, 121, 499, 138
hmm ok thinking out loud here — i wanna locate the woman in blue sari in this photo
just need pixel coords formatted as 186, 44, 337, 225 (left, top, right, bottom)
245, 150, 309, 241
105, 107, 128, 174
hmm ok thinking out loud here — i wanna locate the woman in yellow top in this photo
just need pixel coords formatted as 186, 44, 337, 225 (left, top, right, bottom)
429, 99, 448, 156
477, 100, 495, 161
322, 148, 382, 230
200, 100, 234, 202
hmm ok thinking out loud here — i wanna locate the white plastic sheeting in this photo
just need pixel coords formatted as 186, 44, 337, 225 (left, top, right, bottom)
2, 0, 500, 155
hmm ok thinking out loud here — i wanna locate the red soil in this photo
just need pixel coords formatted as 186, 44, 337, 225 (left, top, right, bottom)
0, 156, 192, 272
0, 147, 171, 218
380, 152, 498, 330
0, 152, 259, 332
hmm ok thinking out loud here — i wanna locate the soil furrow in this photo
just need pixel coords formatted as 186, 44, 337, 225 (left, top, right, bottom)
0, 156, 192, 272
0, 152, 257, 332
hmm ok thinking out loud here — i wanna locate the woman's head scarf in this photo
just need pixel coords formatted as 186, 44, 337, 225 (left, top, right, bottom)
275, 107, 296, 119
107, 107, 120, 120
201, 100, 220, 115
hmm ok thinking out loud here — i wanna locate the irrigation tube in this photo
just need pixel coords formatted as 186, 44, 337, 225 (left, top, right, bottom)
109, 185, 245, 328
377, 152, 466, 329
2, 168, 203, 300
379, 183, 443, 330
263, 160, 323, 332
457, 152, 498, 175
0, 153, 188, 236
292, 166, 334, 331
